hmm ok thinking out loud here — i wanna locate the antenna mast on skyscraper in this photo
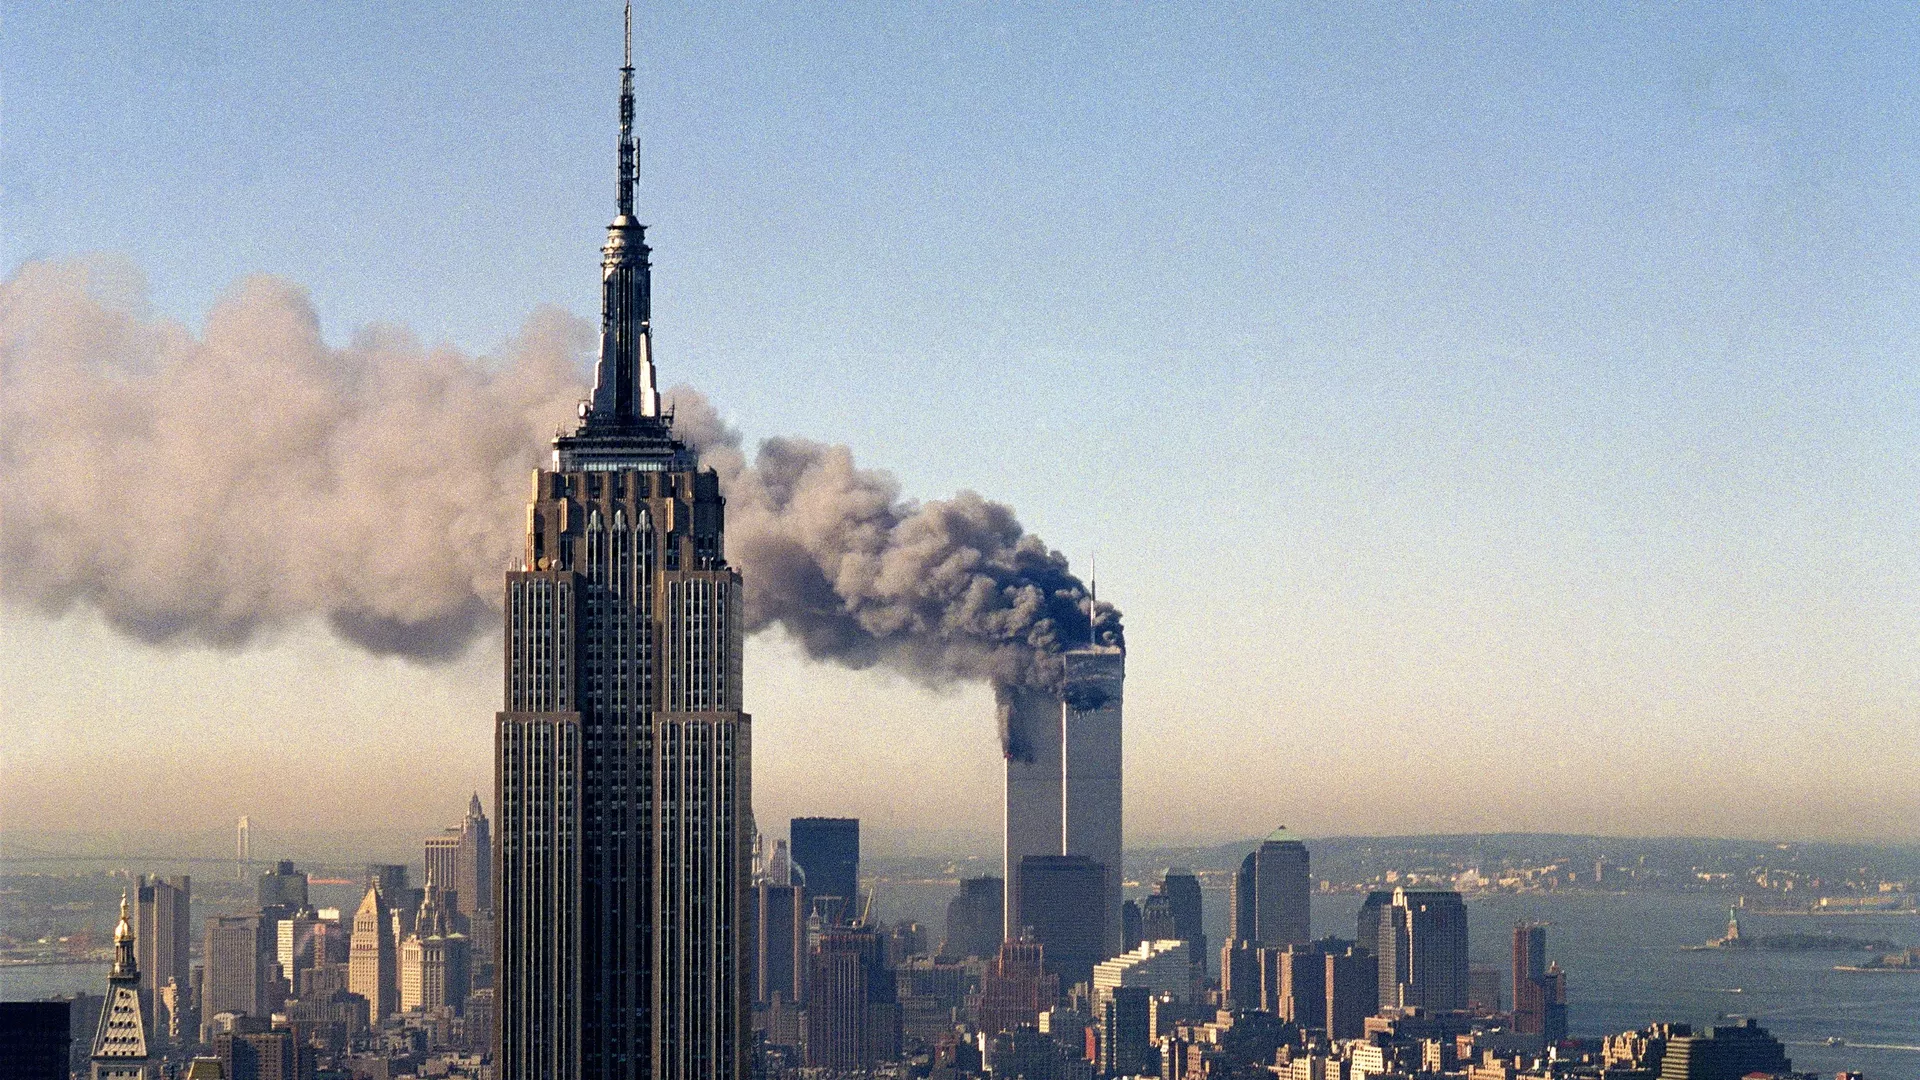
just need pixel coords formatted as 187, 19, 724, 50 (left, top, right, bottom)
618, 0, 636, 218
1089, 554, 1098, 645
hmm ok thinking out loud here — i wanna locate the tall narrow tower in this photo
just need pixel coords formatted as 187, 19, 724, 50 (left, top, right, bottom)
1003, 643, 1125, 957
495, 8, 750, 1079
235, 816, 250, 881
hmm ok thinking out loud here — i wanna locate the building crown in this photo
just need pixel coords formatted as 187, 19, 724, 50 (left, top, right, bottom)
111, 891, 137, 978
580, 0, 664, 431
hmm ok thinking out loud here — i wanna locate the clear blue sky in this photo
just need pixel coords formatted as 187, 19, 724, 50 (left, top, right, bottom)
6, 2, 1920, 852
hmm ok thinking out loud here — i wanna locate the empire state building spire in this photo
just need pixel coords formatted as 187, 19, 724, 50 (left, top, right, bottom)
584, 0, 661, 426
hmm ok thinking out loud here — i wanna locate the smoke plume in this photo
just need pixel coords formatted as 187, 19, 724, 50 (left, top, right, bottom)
0, 259, 1120, 690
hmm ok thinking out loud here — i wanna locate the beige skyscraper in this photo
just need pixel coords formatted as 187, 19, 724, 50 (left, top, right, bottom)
399, 935, 426, 1015
400, 873, 471, 1016
349, 885, 396, 1021
423, 794, 491, 918
200, 915, 270, 1037
494, 8, 750, 1079
133, 875, 190, 1047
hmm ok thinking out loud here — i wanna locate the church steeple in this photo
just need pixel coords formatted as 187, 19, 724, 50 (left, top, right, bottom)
583, 0, 662, 428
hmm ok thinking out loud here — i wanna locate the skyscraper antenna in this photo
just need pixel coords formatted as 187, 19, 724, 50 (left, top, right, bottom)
1089, 554, 1098, 645
617, 1, 636, 217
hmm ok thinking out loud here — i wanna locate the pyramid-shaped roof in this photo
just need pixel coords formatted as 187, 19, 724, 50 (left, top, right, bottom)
91, 980, 150, 1061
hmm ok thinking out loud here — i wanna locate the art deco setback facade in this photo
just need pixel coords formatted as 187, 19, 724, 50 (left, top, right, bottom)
494, 13, 749, 1080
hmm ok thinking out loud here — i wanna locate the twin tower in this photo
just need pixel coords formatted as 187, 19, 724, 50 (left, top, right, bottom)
1003, 646, 1128, 961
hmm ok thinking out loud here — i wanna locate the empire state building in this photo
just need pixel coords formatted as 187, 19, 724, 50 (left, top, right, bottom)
495, 10, 750, 1080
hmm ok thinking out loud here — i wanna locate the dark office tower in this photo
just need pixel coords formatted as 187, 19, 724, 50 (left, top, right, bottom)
1156, 870, 1207, 978
312, 918, 351, 967
495, 13, 750, 1080
1139, 895, 1177, 942
213, 1030, 301, 1080
942, 876, 1005, 960
1659, 1019, 1790, 1079
134, 875, 190, 1046
1467, 967, 1502, 1014
1228, 853, 1256, 942
1254, 829, 1311, 947
753, 880, 805, 1006
1538, 964, 1567, 1041
1377, 889, 1468, 1012
1511, 923, 1544, 1031
1324, 946, 1377, 1040
257, 861, 308, 915
1120, 900, 1142, 952
790, 818, 860, 906
805, 927, 899, 1069
367, 865, 409, 898
0, 1002, 71, 1080
1018, 855, 1107, 990
91, 896, 156, 1079
1511, 923, 1565, 1040
1098, 986, 1152, 1079
1220, 940, 1261, 1010
1356, 891, 1391, 958
1274, 945, 1327, 1030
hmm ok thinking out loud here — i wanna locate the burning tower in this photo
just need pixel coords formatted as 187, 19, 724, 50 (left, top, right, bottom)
1003, 643, 1126, 958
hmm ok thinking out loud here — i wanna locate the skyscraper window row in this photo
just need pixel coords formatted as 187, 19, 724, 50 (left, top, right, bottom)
498, 20, 748, 1074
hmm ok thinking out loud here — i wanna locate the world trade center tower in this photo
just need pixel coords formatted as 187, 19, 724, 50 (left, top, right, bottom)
1004, 644, 1126, 956
495, 10, 750, 1080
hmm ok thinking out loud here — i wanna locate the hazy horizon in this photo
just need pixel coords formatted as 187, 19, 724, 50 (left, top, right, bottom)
7, 3, 1920, 847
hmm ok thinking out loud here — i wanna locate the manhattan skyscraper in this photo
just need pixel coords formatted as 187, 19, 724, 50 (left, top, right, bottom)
1003, 643, 1125, 953
495, 9, 751, 1080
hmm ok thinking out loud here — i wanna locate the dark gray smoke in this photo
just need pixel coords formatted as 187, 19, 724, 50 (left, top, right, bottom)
0, 259, 1120, 691
669, 396, 1122, 690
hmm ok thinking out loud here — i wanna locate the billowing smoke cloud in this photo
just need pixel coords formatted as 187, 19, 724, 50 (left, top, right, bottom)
671, 399, 1122, 690
0, 259, 1120, 692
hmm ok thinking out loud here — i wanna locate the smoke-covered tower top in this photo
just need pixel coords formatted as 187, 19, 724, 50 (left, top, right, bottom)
561, 1, 688, 472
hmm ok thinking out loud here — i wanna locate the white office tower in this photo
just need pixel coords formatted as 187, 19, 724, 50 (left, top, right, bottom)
1003, 644, 1126, 955
1091, 939, 1189, 1010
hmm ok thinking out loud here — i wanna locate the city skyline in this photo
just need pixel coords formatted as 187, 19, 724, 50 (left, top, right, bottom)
9, 3, 1920, 849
